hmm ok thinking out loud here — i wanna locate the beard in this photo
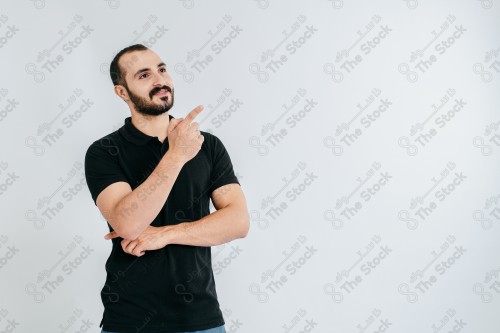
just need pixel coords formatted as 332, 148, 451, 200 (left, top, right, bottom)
126, 84, 174, 116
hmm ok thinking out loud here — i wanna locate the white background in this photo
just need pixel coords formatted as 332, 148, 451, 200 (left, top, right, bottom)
1, 0, 500, 332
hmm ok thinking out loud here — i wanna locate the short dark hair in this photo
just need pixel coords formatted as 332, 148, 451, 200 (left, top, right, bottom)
109, 44, 149, 86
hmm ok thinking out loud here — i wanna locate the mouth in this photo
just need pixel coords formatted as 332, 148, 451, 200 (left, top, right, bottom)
154, 89, 169, 97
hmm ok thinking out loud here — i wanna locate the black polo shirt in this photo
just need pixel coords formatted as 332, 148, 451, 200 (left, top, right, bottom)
84, 114, 240, 333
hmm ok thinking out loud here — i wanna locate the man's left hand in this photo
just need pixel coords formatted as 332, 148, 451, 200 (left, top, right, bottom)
104, 225, 172, 257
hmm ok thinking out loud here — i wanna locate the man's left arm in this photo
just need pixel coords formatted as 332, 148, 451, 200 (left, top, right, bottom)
105, 183, 249, 256
164, 183, 249, 246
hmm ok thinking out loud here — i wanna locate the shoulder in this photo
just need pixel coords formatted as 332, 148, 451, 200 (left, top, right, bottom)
85, 129, 122, 161
200, 130, 227, 154
200, 130, 220, 150
200, 130, 216, 141
200, 130, 227, 147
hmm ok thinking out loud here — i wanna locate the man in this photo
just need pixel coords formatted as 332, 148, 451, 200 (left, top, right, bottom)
84, 44, 249, 333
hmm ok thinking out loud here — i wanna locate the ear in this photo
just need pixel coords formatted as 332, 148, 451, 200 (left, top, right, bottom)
114, 85, 129, 101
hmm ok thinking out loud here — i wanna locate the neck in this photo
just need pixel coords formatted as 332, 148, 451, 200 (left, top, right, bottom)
130, 111, 170, 143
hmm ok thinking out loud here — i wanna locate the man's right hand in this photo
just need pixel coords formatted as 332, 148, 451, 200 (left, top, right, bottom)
166, 105, 204, 165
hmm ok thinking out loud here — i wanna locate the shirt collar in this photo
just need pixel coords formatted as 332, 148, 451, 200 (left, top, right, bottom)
119, 114, 174, 145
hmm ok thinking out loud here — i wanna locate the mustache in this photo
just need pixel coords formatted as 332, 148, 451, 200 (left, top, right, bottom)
150, 85, 172, 98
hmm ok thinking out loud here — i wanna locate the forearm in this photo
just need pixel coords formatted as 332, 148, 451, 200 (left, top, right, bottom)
112, 151, 184, 239
165, 204, 249, 247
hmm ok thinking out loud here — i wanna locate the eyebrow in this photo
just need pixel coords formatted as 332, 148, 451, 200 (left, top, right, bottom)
133, 62, 166, 78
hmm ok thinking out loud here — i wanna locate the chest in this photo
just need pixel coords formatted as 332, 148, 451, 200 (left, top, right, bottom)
118, 142, 213, 212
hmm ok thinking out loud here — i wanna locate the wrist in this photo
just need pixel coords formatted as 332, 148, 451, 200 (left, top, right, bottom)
163, 151, 185, 167
160, 224, 176, 246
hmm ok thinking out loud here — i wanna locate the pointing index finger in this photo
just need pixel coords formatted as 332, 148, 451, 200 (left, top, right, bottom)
183, 105, 203, 124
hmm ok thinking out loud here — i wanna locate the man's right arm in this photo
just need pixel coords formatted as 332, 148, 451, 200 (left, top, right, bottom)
94, 105, 204, 240
96, 151, 184, 240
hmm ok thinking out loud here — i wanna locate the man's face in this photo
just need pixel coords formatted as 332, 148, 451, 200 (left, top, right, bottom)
119, 49, 174, 116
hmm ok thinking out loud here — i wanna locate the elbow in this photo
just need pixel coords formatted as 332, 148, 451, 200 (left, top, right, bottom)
118, 228, 139, 240
107, 206, 146, 240
117, 223, 147, 240
238, 214, 250, 238
112, 225, 137, 240
102, 200, 140, 240
108, 216, 141, 240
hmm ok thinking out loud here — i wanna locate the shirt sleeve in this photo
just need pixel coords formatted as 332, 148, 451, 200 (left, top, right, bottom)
84, 139, 129, 205
208, 133, 240, 194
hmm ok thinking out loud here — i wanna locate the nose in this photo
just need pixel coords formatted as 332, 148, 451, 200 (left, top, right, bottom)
151, 71, 167, 87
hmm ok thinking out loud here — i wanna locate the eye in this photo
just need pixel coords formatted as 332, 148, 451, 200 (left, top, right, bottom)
160, 67, 167, 73
139, 73, 149, 79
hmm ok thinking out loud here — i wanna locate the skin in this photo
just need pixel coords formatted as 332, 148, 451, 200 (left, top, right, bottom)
100, 48, 249, 257
114, 49, 176, 143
